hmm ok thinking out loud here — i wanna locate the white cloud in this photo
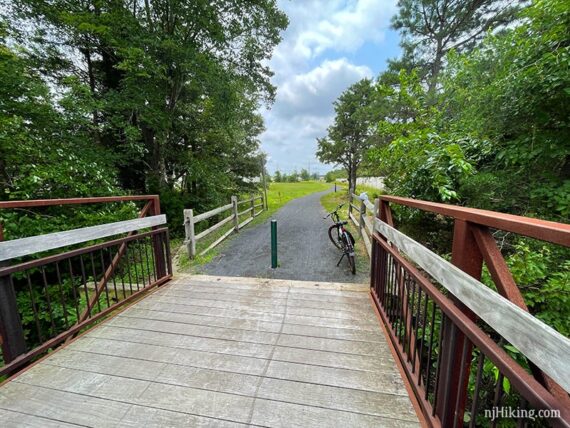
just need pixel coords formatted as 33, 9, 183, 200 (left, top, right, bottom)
276, 58, 372, 118
294, 0, 395, 59
260, 0, 396, 174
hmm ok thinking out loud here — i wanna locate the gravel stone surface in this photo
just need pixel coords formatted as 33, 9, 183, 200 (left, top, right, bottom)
200, 188, 368, 283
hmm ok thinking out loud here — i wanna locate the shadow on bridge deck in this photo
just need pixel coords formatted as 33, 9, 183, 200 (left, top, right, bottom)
0, 274, 420, 427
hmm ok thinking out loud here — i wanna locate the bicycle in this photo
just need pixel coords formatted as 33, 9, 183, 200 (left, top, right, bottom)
324, 203, 356, 275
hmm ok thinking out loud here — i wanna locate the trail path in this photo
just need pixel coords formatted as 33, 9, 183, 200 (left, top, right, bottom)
201, 188, 368, 283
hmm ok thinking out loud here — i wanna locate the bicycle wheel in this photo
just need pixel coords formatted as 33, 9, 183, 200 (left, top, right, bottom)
343, 231, 356, 275
328, 224, 343, 249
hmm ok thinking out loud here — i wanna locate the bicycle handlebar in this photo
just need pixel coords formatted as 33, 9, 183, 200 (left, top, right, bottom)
323, 203, 345, 219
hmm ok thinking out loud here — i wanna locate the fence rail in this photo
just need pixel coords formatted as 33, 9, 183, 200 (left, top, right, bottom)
370, 195, 570, 427
184, 194, 265, 258
0, 196, 172, 375
348, 192, 377, 258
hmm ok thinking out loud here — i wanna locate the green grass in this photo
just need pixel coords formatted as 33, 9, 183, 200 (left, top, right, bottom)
175, 181, 332, 272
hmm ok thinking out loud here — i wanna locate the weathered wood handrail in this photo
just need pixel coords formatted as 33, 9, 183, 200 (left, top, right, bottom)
0, 215, 166, 261
370, 195, 570, 426
0, 196, 172, 373
184, 193, 265, 258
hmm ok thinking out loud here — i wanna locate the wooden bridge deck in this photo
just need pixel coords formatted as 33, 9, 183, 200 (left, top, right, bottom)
0, 274, 419, 427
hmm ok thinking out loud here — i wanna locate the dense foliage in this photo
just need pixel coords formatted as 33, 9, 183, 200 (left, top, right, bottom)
0, 1, 287, 236
319, 0, 569, 337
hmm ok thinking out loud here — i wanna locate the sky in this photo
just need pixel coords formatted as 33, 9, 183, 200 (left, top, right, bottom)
260, 0, 401, 175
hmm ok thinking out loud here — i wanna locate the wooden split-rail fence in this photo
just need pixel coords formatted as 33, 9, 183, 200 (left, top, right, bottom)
184, 194, 266, 258
348, 190, 377, 258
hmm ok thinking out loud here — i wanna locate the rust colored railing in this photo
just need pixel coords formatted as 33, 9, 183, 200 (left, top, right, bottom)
0, 196, 172, 375
371, 196, 570, 427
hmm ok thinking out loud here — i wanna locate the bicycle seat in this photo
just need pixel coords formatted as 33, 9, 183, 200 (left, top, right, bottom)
337, 221, 348, 226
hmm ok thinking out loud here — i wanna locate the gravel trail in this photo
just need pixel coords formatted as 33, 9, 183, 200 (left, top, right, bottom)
200, 188, 368, 283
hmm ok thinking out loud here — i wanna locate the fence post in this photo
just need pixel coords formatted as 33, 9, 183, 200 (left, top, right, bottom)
359, 198, 366, 237
231, 196, 239, 233
184, 209, 196, 259
348, 188, 353, 217
250, 194, 255, 218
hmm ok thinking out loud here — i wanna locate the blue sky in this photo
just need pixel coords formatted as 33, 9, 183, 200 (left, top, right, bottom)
260, 0, 401, 175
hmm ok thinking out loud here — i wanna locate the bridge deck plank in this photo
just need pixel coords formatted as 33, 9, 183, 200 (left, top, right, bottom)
0, 275, 420, 427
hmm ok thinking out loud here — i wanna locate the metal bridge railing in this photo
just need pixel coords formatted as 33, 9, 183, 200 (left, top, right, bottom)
370, 196, 570, 427
0, 196, 172, 376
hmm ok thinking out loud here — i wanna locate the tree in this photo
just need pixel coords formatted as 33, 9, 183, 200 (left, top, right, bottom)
316, 79, 376, 192
287, 171, 299, 182
6, 0, 288, 229
311, 172, 319, 180
273, 170, 283, 182
392, 0, 522, 93
300, 168, 310, 181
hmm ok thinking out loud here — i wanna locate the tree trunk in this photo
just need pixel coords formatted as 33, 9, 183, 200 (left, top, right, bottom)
349, 163, 357, 194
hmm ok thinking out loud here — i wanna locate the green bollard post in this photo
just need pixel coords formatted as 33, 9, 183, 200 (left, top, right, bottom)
271, 219, 278, 268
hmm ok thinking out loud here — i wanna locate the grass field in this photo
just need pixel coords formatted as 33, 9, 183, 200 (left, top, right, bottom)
175, 180, 332, 271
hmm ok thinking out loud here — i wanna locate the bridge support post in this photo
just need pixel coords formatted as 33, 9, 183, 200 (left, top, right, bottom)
436, 219, 482, 427
184, 209, 196, 259
0, 265, 27, 364
231, 196, 239, 233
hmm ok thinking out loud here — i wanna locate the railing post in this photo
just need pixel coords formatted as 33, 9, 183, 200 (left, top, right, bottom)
250, 194, 255, 218
184, 209, 196, 259
150, 197, 167, 278
348, 188, 353, 217
0, 270, 27, 364
436, 219, 482, 426
231, 196, 239, 233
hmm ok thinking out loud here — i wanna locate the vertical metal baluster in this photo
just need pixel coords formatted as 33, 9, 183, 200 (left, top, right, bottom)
426, 308, 445, 404
432, 312, 448, 415
382, 251, 391, 310
25, 271, 44, 343
68, 259, 81, 322
79, 255, 92, 318
89, 252, 102, 313
396, 267, 404, 343
136, 240, 147, 288
417, 292, 429, 381
452, 337, 471, 428
412, 286, 422, 372
55, 262, 69, 329
133, 240, 144, 290
40, 266, 56, 337
144, 236, 153, 285
424, 302, 437, 399
99, 249, 111, 308
517, 399, 528, 428
384, 256, 392, 322
388, 258, 396, 331
124, 241, 136, 293
469, 352, 485, 428
107, 247, 119, 303
491, 372, 505, 428
405, 274, 416, 358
